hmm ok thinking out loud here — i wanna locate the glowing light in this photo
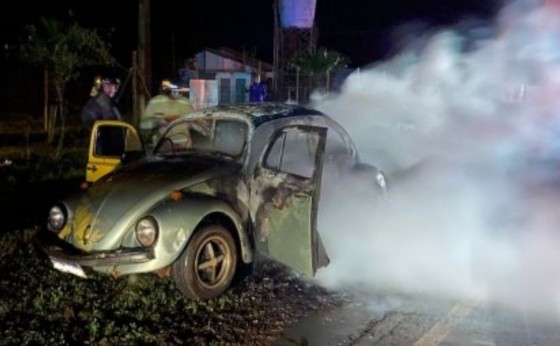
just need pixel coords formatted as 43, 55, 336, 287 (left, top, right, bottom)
279, 0, 316, 29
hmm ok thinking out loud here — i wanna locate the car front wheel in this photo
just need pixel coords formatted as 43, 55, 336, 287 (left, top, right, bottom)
172, 224, 238, 300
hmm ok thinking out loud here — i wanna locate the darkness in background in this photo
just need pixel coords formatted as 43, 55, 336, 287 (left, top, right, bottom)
0, 0, 503, 117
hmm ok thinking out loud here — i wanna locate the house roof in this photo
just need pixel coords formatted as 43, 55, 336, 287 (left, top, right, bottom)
198, 47, 273, 72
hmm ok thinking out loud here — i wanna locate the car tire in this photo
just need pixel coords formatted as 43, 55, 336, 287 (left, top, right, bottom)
172, 224, 238, 300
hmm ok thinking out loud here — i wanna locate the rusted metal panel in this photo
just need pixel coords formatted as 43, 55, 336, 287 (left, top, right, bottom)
249, 125, 328, 276
258, 183, 315, 275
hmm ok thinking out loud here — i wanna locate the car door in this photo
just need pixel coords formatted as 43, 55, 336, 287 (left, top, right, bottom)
87, 120, 144, 183
251, 125, 330, 277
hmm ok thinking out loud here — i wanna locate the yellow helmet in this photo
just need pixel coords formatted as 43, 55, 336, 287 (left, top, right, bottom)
161, 79, 173, 90
94, 75, 102, 88
90, 75, 103, 97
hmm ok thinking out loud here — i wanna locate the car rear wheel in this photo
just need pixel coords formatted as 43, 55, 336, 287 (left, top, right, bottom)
172, 224, 238, 300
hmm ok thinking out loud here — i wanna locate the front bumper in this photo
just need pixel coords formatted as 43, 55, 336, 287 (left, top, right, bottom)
36, 230, 155, 268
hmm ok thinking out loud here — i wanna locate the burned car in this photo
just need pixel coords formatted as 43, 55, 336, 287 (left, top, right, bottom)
38, 103, 387, 300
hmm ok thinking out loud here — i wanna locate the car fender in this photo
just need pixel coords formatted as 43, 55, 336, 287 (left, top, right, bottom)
148, 194, 253, 268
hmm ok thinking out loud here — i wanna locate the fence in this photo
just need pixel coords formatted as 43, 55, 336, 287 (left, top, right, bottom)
272, 68, 355, 104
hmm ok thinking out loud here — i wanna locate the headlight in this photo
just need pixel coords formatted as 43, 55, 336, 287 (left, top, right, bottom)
135, 216, 159, 247
375, 171, 387, 189
48, 204, 67, 232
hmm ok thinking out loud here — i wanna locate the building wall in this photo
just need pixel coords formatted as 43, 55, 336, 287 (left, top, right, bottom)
189, 79, 218, 110
215, 72, 251, 104
193, 49, 274, 104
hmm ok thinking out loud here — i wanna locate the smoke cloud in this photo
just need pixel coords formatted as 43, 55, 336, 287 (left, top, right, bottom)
313, 0, 560, 316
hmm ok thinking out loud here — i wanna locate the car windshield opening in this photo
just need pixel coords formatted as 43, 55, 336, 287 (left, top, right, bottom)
154, 118, 248, 159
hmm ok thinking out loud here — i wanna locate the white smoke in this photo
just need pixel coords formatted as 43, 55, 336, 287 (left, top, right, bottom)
313, 0, 560, 316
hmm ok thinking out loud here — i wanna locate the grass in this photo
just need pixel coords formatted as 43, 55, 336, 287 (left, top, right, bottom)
0, 138, 88, 232
0, 122, 88, 187
0, 228, 344, 345
0, 114, 88, 162
0, 149, 86, 184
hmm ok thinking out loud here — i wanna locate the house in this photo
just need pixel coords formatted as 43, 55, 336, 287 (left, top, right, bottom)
182, 47, 274, 109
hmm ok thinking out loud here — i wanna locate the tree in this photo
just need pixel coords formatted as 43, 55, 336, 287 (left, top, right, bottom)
20, 17, 115, 157
288, 47, 349, 97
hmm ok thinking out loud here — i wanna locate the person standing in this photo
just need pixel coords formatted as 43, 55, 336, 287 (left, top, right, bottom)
248, 74, 267, 102
81, 77, 124, 156
81, 77, 121, 131
141, 79, 195, 147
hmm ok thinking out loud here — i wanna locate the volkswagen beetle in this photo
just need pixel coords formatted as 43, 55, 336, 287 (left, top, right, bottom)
38, 103, 387, 300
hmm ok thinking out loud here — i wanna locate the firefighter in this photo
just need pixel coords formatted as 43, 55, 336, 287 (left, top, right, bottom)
81, 76, 121, 131
81, 76, 124, 156
140, 79, 194, 146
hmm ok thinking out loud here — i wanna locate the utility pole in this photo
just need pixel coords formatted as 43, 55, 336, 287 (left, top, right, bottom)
137, 0, 151, 126
132, 51, 138, 124
171, 31, 177, 75
272, 0, 279, 96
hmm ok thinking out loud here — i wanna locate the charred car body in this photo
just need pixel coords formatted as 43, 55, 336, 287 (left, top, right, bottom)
38, 103, 387, 300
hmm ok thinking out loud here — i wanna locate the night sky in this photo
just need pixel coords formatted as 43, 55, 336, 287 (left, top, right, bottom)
0, 0, 502, 82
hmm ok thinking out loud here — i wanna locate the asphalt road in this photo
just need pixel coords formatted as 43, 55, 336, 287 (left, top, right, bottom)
276, 291, 560, 346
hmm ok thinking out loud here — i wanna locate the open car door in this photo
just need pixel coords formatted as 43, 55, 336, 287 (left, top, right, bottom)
251, 125, 330, 277
87, 120, 144, 183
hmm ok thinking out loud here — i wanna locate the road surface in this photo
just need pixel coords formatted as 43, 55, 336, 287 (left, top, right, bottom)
276, 291, 560, 346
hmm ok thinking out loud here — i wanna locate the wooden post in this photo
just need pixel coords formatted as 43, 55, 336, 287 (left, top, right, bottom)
43, 69, 48, 132
132, 51, 138, 125
138, 0, 151, 126
295, 67, 300, 103
272, 0, 279, 96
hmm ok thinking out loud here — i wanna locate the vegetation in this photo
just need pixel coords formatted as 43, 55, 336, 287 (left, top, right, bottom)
288, 47, 349, 93
0, 149, 86, 187
19, 17, 115, 157
0, 123, 87, 187
0, 229, 344, 345
0, 144, 87, 232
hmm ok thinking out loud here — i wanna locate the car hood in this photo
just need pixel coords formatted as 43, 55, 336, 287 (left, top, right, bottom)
63, 156, 240, 250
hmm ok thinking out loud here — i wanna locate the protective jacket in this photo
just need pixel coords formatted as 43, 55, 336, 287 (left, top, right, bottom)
81, 93, 121, 131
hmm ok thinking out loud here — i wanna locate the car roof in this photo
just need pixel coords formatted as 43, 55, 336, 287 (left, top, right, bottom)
190, 102, 325, 127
